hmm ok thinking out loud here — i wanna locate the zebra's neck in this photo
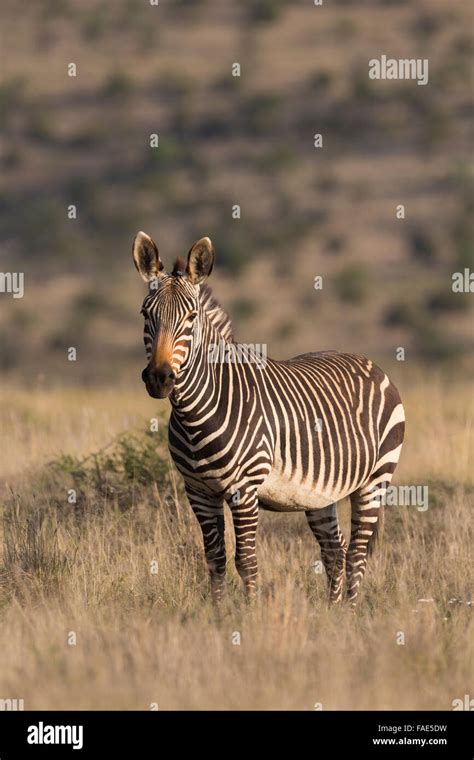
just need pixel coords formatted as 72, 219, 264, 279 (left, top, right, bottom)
170, 306, 232, 416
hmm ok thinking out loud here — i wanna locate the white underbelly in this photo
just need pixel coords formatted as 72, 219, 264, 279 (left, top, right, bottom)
257, 469, 343, 512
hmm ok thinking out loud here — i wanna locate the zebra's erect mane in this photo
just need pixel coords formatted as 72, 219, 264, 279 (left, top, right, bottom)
163, 258, 234, 341
199, 284, 234, 342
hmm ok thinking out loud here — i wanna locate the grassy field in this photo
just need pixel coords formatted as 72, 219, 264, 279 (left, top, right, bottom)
0, 374, 472, 710
1, 0, 472, 714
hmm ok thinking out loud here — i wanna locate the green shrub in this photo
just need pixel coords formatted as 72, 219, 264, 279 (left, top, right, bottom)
383, 302, 418, 328
408, 228, 436, 265
325, 234, 345, 255
242, 92, 282, 136
427, 286, 469, 314
244, 0, 284, 23
103, 71, 133, 99
412, 12, 443, 40
50, 422, 173, 508
213, 227, 256, 273
452, 213, 474, 269
231, 298, 258, 321
81, 8, 107, 41
334, 263, 370, 304
256, 147, 297, 171
158, 71, 193, 99
0, 77, 26, 129
413, 323, 463, 362
309, 70, 333, 95
27, 107, 56, 143
351, 68, 378, 104
275, 321, 296, 341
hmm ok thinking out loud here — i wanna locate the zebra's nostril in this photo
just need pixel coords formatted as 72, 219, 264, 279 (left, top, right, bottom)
142, 363, 175, 389
156, 364, 175, 386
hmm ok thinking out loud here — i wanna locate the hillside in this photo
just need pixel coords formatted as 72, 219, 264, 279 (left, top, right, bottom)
0, 0, 472, 381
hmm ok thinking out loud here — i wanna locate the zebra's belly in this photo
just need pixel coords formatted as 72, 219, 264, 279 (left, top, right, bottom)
257, 470, 346, 512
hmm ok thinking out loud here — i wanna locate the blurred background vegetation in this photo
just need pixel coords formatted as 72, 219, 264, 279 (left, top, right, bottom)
0, 0, 472, 384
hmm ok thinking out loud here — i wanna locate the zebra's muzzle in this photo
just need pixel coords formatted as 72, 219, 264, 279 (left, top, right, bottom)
141, 363, 176, 399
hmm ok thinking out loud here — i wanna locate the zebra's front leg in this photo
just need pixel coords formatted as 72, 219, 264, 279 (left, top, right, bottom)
228, 487, 259, 598
185, 486, 226, 604
306, 504, 347, 604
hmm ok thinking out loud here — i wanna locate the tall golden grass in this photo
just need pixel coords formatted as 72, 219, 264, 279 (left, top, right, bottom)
0, 374, 472, 710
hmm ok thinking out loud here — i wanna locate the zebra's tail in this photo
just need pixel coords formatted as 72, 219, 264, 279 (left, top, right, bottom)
367, 503, 384, 556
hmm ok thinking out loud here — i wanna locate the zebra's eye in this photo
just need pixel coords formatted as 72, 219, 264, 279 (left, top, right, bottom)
140, 307, 147, 317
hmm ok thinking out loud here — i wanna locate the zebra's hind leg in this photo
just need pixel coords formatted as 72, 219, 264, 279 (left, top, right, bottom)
346, 481, 385, 608
186, 486, 226, 604
306, 504, 347, 604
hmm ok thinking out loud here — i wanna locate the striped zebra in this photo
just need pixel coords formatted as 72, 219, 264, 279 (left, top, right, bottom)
133, 231, 405, 606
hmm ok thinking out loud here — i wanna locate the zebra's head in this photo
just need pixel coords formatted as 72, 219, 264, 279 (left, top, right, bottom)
132, 231, 214, 399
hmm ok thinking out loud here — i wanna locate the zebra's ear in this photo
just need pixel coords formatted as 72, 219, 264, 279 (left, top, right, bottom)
186, 237, 214, 284
132, 231, 164, 282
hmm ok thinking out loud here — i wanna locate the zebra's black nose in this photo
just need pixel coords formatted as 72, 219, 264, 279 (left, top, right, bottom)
142, 363, 176, 398
156, 364, 176, 385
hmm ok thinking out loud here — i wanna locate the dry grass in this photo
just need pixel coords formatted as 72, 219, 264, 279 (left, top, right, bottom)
0, 375, 472, 710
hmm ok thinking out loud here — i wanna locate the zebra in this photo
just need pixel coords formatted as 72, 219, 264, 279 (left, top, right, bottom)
132, 231, 405, 606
